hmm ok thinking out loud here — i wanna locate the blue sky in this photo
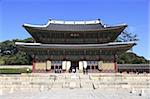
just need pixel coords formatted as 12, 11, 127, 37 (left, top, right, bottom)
0, 0, 149, 60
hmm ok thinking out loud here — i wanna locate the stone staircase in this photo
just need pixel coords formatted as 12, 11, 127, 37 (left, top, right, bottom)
0, 73, 150, 95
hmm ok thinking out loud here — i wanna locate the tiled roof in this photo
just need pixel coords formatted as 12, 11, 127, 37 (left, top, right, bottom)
23, 19, 127, 31
15, 41, 136, 49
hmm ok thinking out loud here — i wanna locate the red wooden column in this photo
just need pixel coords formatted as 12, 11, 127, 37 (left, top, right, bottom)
114, 54, 117, 73
32, 55, 35, 73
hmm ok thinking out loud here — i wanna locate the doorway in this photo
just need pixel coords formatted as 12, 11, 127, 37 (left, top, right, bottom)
70, 61, 79, 73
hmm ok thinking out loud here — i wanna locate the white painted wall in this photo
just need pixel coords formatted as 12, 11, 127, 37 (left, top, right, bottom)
46, 60, 51, 70
79, 61, 83, 70
66, 61, 71, 70
62, 61, 66, 70
83, 61, 87, 68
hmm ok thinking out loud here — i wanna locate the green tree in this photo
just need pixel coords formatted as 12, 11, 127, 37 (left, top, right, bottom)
117, 52, 149, 64
0, 38, 32, 65
116, 30, 139, 42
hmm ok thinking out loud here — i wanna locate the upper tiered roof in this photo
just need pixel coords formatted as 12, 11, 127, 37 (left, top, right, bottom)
23, 19, 127, 31
22, 19, 127, 44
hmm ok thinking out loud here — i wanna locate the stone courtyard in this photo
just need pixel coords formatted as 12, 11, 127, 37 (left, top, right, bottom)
0, 73, 150, 99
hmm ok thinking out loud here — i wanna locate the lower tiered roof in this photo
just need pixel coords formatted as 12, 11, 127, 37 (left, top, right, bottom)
15, 41, 136, 60
15, 41, 135, 49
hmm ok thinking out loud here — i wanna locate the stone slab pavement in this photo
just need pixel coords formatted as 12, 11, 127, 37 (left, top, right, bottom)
1, 88, 150, 99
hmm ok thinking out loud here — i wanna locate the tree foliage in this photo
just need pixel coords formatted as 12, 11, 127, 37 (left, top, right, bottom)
116, 30, 139, 42
115, 30, 148, 64
0, 38, 32, 65
117, 52, 149, 64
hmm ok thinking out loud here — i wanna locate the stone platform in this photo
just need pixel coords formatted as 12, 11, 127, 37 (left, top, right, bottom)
0, 73, 150, 99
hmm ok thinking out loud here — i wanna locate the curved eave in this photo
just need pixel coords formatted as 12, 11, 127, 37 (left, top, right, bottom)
23, 24, 127, 43
23, 24, 127, 32
15, 41, 136, 49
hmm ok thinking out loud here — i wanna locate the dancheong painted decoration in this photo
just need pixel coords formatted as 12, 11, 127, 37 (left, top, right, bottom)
15, 19, 136, 73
